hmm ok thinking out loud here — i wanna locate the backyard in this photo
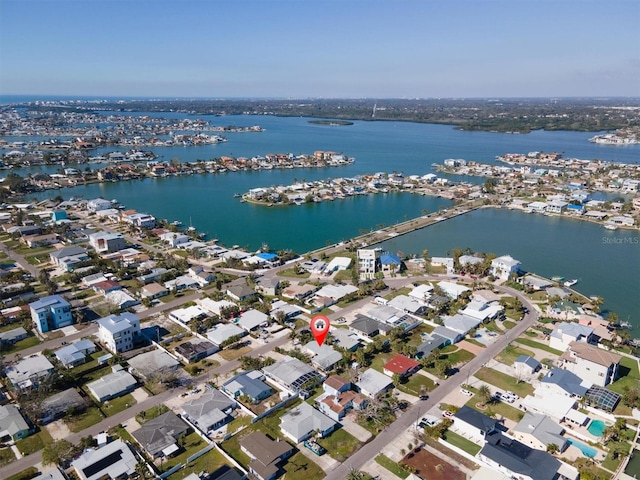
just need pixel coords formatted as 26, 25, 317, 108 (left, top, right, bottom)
474, 367, 534, 397
316, 428, 362, 462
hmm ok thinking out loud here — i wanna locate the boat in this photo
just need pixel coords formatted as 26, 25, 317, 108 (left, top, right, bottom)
170, 220, 182, 227
620, 321, 632, 329
551, 276, 564, 282
233, 193, 241, 198
605, 225, 617, 231
564, 279, 578, 287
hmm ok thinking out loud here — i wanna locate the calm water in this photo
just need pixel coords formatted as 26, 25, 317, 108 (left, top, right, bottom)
377, 208, 639, 334
9, 112, 639, 332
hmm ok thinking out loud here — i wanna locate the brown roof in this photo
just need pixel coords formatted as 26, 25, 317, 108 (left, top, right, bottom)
239, 432, 292, 479
143, 282, 167, 295
384, 354, 421, 375
324, 375, 349, 391
566, 341, 622, 367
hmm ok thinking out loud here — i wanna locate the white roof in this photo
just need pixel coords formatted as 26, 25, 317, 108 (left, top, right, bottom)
565, 408, 589, 425
197, 298, 237, 315
314, 284, 358, 300
127, 349, 180, 377
97, 313, 139, 334
521, 392, 577, 420
238, 309, 268, 331
325, 256, 352, 271
356, 368, 393, 397
443, 314, 482, 334
4, 355, 54, 386
72, 440, 137, 480
460, 301, 503, 321
105, 289, 137, 307
170, 305, 208, 323
408, 284, 434, 300
87, 370, 136, 401
437, 281, 470, 299
207, 323, 245, 345
492, 255, 521, 268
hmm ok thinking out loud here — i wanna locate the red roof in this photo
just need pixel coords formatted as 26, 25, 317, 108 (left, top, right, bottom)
93, 280, 121, 291
383, 354, 421, 375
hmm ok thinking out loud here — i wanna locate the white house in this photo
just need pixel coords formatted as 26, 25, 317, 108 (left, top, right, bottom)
559, 341, 621, 387
279, 402, 337, 443
490, 255, 521, 280
452, 405, 500, 443
549, 322, 594, 351
97, 313, 141, 353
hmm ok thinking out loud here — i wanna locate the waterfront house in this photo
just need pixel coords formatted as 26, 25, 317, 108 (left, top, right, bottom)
380, 253, 403, 275
559, 341, 621, 387
549, 322, 594, 351
97, 312, 141, 353
86, 367, 137, 402
72, 439, 137, 480
30, 294, 73, 334
160, 231, 190, 247
239, 431, 294, 480
86, 198, 112, 212
0, 404, 31, 441
357, 247, 382, 280
132, 411, 189, 458
279, 402, 337, 443
223, 370, 272, 404
513, 412, 567, 452
490, 255, 521, 280
547, 199, 569, 214
539, 368, 590, 398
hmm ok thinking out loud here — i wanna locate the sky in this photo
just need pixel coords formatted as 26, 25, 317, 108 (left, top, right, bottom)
0, 0, 639, 98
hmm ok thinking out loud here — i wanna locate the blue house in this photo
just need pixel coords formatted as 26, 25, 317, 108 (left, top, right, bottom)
30, 295, 73, 334
223, 370, 272, 404
51, 210, 68, 222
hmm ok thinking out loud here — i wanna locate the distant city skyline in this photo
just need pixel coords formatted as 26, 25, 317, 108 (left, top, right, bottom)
1, 0, 639, 98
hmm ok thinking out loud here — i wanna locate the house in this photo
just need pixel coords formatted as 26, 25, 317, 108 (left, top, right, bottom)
437, 281, 470, 299
356, 368, 394, 398
443, 313, 482, 335
0, 404, 31, 441
559, 341, 621, 387
416, 334, 448, 358
521, 391, 581, 423
181, 389, 237, 432
263, 357, 323, 394
187, 265, 216, 287
459, 299, 503, 321
408, 283, 434, 302
329, 327, 361, 351
323, 375, 351, 397
207, 323, 246, 347
226, 284, 256, 302
350, 315, 387, 338
388, 295, 427, 315
72, 439, 137, 480
105, 289, 139, 309
304, 341, 343, 372
82, 273, 108, 287
49, 246, 89, 271
270, 300, 301, 321
132, 411, 190, 458
169, 305, 209, 324
93, 280, 122, 296
431, 256, 454, 274
318, 387, 366, 422
160, 231, 190, 247
255, 277, 280, 296
86, 368, 137, 402
311, 284, 358, 308
513, 412, 568, 452
282, 283, 317, 300
97, 313, 141, 353
164, 275, 199, 292
539, 368, 591, 398
238, 309, 269, 332
490, 255, 521, 280
24, 233, 57, 248
141, 282, 168, 299
479, 431, 577, 480
523, 275, 553, 291
357, 248, 382, 280
432, 325, 463, 344
54, 339, 97, 368
279, 402, 338, 443
86, 198, 113, 212
127, 349, 180, 380
453, 405, 501, 443
198, 298, 237, 316
0, 327, 28, 345
513, 355, 541, 378
223, 370, 272, 404
38, 388, 86, 424
549, 322, 594, 351
324, 256, 352, 274
137, 267, 169, 284
30, 295, 73, 334
89, 231, 126, 253
239, 431, 294, 480
383, 354, 421, 378
174, 338, 219, 363
546, 199, 569, 214
380, 253, 403, 275
4, 354, 55, 390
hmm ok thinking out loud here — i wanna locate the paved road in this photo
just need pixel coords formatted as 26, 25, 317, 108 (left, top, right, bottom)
324, 284, 538, 479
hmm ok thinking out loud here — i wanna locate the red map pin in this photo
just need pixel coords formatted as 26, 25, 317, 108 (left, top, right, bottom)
311, 315, 330, 346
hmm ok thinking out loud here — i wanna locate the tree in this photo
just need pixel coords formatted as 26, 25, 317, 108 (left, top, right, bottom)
547, 443, 559, 454
477, 385, 493, 407
345, 468, 371, 480
42, 439, 78, 466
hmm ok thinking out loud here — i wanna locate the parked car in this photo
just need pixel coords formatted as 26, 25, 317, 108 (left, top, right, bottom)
442, 410, 454, 419
460, 388, 473, 397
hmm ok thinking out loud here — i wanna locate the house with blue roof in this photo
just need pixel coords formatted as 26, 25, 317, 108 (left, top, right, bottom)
380, 253, 403, 275
29, 295, 73, 334
222, 370, 272, 404
54, 339, 97, 368
539, 368, 591, 398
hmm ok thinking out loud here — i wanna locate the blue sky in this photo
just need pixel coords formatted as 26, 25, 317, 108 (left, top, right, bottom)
1, 0, 638, 98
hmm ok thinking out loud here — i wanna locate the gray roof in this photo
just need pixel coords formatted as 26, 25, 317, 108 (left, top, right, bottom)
238, 309, 268, 331
132, 411, 189, 457
417, 334, 447, 357
280, 402, 337, 441
50, 246, 87, 260
433, 325, 462, 342
239, 431, 293, 480
71, 439, 137, 480
87, 370, 136, 401
515, 355, 541, 370
514, 412, 567, 449
481, 431, 562, 480
550, 322, 594, 341
0, 327, 27, 343
127, 349, 179, 378
443, 313, 482, 334
206, 323, 245, 346
40, 388, 85, 418
356, 368, 393, 397
263, 357, 322, 392
29, 294, 69, 311
305, 341, 343, 370
55, 340, 96, 366
181, 389, 236, 431
454, 405, 498, 433
541, 368, 590, 396
329, 328, 360, 350
223, 371, 272, 401
0, 404, 29, 438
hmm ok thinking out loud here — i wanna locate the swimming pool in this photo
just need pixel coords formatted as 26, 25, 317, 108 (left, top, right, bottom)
567, 438, 598, 458
587, 419, 606, 437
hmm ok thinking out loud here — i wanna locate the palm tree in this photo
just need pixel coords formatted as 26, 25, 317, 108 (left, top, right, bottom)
345, 468, 368, 480
477, 385, 493, 407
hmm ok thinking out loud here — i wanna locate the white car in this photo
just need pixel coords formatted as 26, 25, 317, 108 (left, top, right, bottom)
460, 388, 473, 397
442, 410, 454, 419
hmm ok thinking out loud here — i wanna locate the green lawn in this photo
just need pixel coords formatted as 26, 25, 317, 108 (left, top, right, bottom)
168, 448, 228, 479
397, 374, 436, 397
2, 335, 41, 353
225, 414, 252, 435
5, 467, 39, 480
474, 367, 534, 397
370, 353, 394, 373
502, 320, 517, 329
103, 393, 136, 417
317, 428, 362, 462
277, 268, 310, 278
608, 356, 640, 395
136, 404, 170, 424
161, 432, 206, 473
602, 440, 631, 471
66, 406, 105, 432
466, 396, 524, 422
515, 337, 563, 356
15, 428, 53, 455
375, 454, 409, 479
496, 345, 536, 366
25, 253, 51, 265
443, 430, 482, 455
0, 447, 16, 467
441, 348, 475, 365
